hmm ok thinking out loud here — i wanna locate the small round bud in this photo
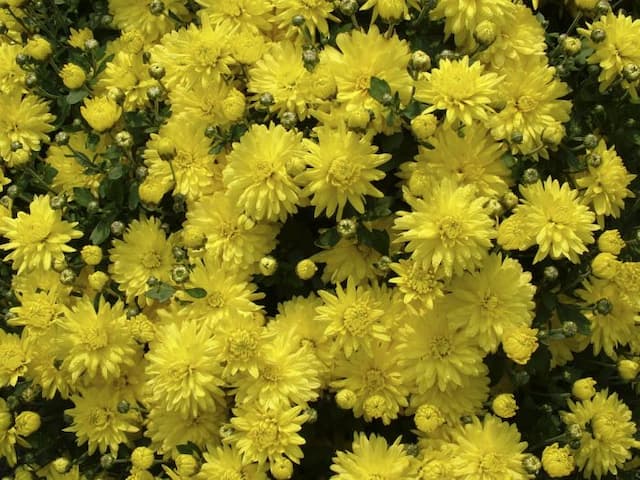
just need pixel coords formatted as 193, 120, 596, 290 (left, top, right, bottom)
572, 377, 596, 400
55, 131, 70, 146
110, 220, 125, 236
336, 389, 356, 409
590, 28, 606, 43
543, 265, 559, 282
522, 454, 542, 475
485, 198, 503, 217
107, 87, 125, 106
474, 20, 497, 45
375, 255, 392, 273
303, 407, 318, 423
492, 393, 518, 418
566, 423, 582, 441
52, 256, 68, 273
204, 125, 217, 139
510, 131, 524, 144
585, 152, 601, 168
84, 38, 99, 50
81, 245, 103, 266
87, 200, 100, 214
6, 184, 19, 199
270, 457, 293, 480
25, 72, 38, 88
6, 395, 19, 411
100, 453, 115, 469
617, 359, 640, 381
88, 271, 109, 291
513, 369, 530, 386
117, 400, 130, 414
182, 227, 206, 249
175, 454, 198, 476
281, 111, 297, 130
410, 50, 431, 71
259, 256, 278, 276
131, 446, 154, 470
146, 85, 165, 101
115, 131, 133, 149
582, 134, 598, 149
302, 48, 319, 69
296, 259, 317, 280
522, 168, 540, 185
501, 191, 519, 210
126, 305, 140, 318
259, 92, 274, 107
562, 37, 582, 56
59, 268, 76, 285
561, 321, 578, 338
568, 439, 581, 449
147, 276, 159, 287
591, 252, 619, 279
171, 264, 189, 283
15, 52, 29, 67
339, 0, 358, 16
100, 14, 114, 26
172, 246, 187, 262
414, 404, 445, 433
595, 0, 610, 15
15, 411, 41, 436
52, 458, 71, 474
598, 229, 625, 255
291, 14, 305, 27
148, 63, 165, 80
337, 218, 357, 238
347, 107, 371, 130
149, 0, 165, 15
20, 384, 40, 402
594, 298, 612, 315
541, 124, 565, 146
135, 165, 149, 181
540, 403, 553, 414
622, 63, 640, 83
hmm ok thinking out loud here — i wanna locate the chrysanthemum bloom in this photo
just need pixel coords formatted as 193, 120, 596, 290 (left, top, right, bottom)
0, 398, 17, 466
542, 443, 575, 477
502, 325, 539, 365
234, 335, 322, 408
0, 330, 28, 388
311, 237, 382, 285
0, 195, 83, 274
389, 257, 446, 313
410, 122, 511, 199
398, 311, 485, 392
577, 277, 638, 358
68, 26, 94, 49
95, 52, 158, 111
0, 42, 26, 95
450, 415, 529, 479
150, 15, 235, 89
562, 390, 640, 478
108, 0, 191, 44
394, 179, 496, 278
143, 118, 223, 202
492, 393, 517, 419
331, 342, 408, 425
64, 386, 139, 455
487, 57, 571, 158
169, 79, 242, 129
145, 405, 224, 455
0, 93, 55, 167
8, 289, 62, 342
248, 40, 321, 120
430, 0, 516, 50
498, 178, 598, 263
223, 124, 304, 223
414, 56, 502, 127
316, 279, 389, 358
272, 0, 338, 37
145, 321, 225, 418
183, 192, 279, 270
80, 95, 123, 133
575, 140, 636, 226
296, 124, 389, 220
228, 401, 309, 465
59, 296, 137, 384
109, 216, 174, 302
360, 0, 420, 22
197, 444, 268, 480
442, 254, 536, 353
324, 25, 413, 134
197, 0, 272, 35
578, 11, 640, 100
330, 433, 419, 479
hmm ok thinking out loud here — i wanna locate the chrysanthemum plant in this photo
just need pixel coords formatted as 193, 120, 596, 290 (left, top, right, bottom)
1, 0, 640, 478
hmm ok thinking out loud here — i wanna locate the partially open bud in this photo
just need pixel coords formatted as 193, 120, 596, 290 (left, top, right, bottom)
572, 377, 596, 400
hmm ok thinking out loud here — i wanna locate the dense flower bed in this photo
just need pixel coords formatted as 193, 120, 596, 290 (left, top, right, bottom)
1, 0, 640, 478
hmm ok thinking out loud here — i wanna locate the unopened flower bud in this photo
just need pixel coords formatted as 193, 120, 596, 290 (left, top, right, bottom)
597, 229, 625, 254
336, 389, 356, 409
510, 131, 524, 144
171, 264, 189, 283
87, 200, 100, 214
561, 321, 578, 338
566, 423, 582, 441
542, 124, 565, 146
110, 220, 125, 236
117, 400, 130, 414
281, 111, 297, 130
590, 28, 606, 43
25, 72, 38, 88
14, 411, 41, 436
302, 48, 319, 69
492, 393, 518, 418
149, 0, 165, 15
52, 457, 71, 473
175, 454, 198, 476
271, 456, 293, 480
347, 108, 371, 130
541, 443, 574, 477
474, 20, 497, 45
100, 453, 115, 469
339, 0, 358, 16
259, 256, 278, 276
522, 454, 542, 475
410, 50, 431, 72
583, 134, 598, 149
53, 256, 68, 273
572, 377, 596, 400
617, 359, 640, 381
146, 85, 165, 101
131, 446, 154, 470
291, 14, 305, 27
562, 37, 582, 56
259, 92, 274, 107
55, 131, 70, 146
337, 218, 357, 238
594, 298, 612, 315
595, 0, 610, 15
296, 259, 317, 280
60, 268, 76, 285
543, 265, 559, 282
148, 63, 165, 80
84, 38, 99, 50
622, 63, 640, 83
88, 271, 109, 291
414, 404, 445, 433
501, 191, 519, 210
115, 131, 133, 149
522, 168, 540, 185
591, 252, 619, 279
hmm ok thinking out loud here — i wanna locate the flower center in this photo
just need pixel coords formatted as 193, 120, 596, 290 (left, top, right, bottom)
89, 408, 112, 429
407, 265, 439, 295
0, 345, 25, 374
24, 300, 56, 328
592, 412, 617, 440
343, 303, 374, 336
429, 335, 451, 359
207, 291, 225, 308
356, 74, 371, 92
172, 150, 195, 170
364, 368, 386, 392
23, 221, 51, 243
194, 41, 222, 69
327, 157, 359, 187
82, 327, 108, 350
261, 364, 280, 383
228, 330, 258, 361
141, 251, 162, 269
516, 95, 538, 113
438, 215, 462, 245
254, 160, 275, 181
480, 292, 499, 312
252, 417, 279, 447
478, 453, 505, 474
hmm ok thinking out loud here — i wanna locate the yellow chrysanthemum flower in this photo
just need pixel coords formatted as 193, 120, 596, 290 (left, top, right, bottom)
487, 57, 571, 158
197, 0, 272, 35
389, 256, 446, 313
296, 124, 389, 220
108, 0, 191, 44
169, 79, 243, 129
331, 342, 408, 425
394, 179, 496, 278
0, 195, 83, 274
59, 296, 137, 384
0, 330, 29, 388
311, 236, 382, 285
145, 320, 225, 417
272, 0, 338, 37
561, 390, 640, 479
0, 93, 55, 167
108, 216, 174, 302
316, 279, 389, 358
228, 400, 309, 465
398, 311, 485, 392
360, 0, 420, 22
414, 56, 502, 127
197, 444, 268, 480
150, 15, 236, 89
0, 398, 18, 466
68, 26, 94, 49
26, 335, 73, 400
330, 433, 419, 479
542, 443, 575, 477
0, 42, 25, 95
441, 254, 536, 353
575, 139, 636, 225
450, 415, 529, 480
408, 122, 511, 199
223, 123, 304, 222
8, 288, 63, 340
578, 11, 640, 100
64, 386, 139, 455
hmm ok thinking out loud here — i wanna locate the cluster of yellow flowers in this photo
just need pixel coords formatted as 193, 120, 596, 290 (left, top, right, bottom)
0, 0, 640, 479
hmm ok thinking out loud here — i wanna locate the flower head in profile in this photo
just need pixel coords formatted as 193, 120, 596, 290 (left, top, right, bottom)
497, 178, 599, 263
0, 330, 28, 388
330, 433, 419, 479
561, 390, 640, 479
223, 123, 304, 222
296, 124, 389, 220
0, 195, 83, 274
80, 95, 122, 133
394, 179, 496, 278
414, 56, 502, 127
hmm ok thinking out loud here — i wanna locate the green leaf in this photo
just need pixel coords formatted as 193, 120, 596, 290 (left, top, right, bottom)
556, 302, 591, 335
128, 183, 139, 210
356, 225, 390, 255
176, 441, 201, 456
145, 282, 176, 303
401, 100, 424, 120
66, 88, 89, 105
108, 164, 124, 180
90, 220, 111, 245
361, 196, 393, 221
184, 287, 207, 299
368, 77, 391, 103
315, 228, 340, 249
73, 187, 94, 207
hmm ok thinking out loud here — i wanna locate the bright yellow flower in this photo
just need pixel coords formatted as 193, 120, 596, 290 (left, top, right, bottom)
197, 0, 272, 35
68, 27, 94, 49
572, 377, 597, 400
59, 63, 86, 90
197, 444, 268, 480
272, 0, 338, 37
541, 443, 575, 477
311, 237, 382, 285
0, 330, 28, 387
502, 325, 539, 365
23, 35, 52, 60
0, 42, 25, 95
80, 95, 122, 133
108, 0, 191, 44
492, 393, 518, 418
